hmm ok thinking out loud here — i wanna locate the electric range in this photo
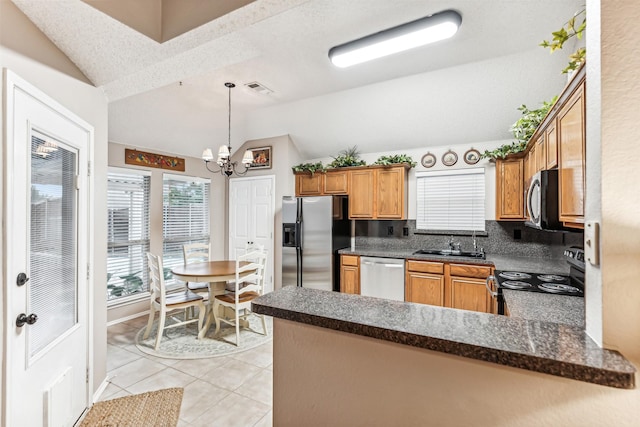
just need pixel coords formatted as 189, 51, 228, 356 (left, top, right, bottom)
489, 247, 585, 315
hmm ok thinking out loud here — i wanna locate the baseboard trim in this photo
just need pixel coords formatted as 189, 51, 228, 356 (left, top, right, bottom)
92, 376, 111, 403
106, 311, 149, 327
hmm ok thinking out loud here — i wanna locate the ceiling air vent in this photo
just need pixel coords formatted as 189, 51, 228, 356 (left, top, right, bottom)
244, 81, 273, 95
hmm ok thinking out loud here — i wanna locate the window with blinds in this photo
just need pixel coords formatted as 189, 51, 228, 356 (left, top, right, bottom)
107, 168, 151, 302
162, 174, 211, 283
416, 168, 486, 231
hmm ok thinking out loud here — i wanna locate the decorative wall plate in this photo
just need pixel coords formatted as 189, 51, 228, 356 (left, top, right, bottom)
464, 148, 481, 165
421, 153, 436, 168
442, 150, 458, 167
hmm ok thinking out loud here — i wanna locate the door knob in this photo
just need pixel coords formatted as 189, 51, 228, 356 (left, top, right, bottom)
16, 272, 29, 286
16, 313, 38, 327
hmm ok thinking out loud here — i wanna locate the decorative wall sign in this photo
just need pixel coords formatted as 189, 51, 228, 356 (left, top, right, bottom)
421, 152, 436, 168
463, 148, 481, 165
442, 150, 458, 166
249, 146, 272, 169
125, 149, 185, 171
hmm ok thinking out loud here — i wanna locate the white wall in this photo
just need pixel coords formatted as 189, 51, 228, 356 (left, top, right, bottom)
242, 47, 571, 161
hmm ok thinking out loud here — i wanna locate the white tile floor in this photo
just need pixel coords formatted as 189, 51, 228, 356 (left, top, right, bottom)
103, 315, 273, 427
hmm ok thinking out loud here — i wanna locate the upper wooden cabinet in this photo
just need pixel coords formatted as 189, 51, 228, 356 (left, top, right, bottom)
495, 156, 525, 220
294, 165, 407, 219
324, 170, 349, 194
535, 134, 545, 173
348, 164, 409, 220
375, 166, 406, 219
348, 168, 376, 219
295, 173, 324, 196
558, 80, 586, 227
495, 63, 585, 228
545, 119, 558, 169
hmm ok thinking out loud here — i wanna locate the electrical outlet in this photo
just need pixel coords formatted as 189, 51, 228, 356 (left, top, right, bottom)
513, 229, 522, 240
584, 221, 600, 266
403, 227, 409, 236
387, 226, 394, 235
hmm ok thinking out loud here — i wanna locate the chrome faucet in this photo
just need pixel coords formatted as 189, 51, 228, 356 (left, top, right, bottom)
448, 235, 461, 252
472, 230, 477, 252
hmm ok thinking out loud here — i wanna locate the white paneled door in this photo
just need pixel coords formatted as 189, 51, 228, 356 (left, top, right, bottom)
229, 176, 275, 293
4, 71, 92, 427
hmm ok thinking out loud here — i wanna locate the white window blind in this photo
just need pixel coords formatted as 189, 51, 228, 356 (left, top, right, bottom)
162, 174, 211, 281
416, 168, 486, 231
107, 168, 151, 302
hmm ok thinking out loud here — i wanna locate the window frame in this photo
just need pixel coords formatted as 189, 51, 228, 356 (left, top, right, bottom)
106, 166, 152, 306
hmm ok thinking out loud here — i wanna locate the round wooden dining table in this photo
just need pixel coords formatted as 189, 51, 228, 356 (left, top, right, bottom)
171, 260, 256, 338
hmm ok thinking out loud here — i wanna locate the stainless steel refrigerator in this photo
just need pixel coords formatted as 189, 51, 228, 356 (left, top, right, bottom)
282, 196, 350, 291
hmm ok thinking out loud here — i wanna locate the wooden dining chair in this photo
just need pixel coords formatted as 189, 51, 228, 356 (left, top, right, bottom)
143, 252, 206, 350
212, 250, 268, 346
225, 242, 266, 292
182, 242, 211, 296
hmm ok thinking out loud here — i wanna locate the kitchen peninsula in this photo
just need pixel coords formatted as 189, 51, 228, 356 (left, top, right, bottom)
253, 287, 636, 425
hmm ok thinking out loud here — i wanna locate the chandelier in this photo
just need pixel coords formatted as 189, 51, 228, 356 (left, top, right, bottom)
202, 82, 253, 177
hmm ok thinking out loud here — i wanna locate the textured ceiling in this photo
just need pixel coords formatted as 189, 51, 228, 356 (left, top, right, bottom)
12, 0, 585, 159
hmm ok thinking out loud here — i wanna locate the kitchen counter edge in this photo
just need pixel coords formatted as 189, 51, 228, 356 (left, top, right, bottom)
253, 287, 636, 389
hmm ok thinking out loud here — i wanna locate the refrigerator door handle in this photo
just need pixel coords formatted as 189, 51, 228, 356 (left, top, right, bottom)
297, 247, 303, 287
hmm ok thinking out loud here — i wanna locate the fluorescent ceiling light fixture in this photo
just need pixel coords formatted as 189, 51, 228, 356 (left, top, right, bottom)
329, 10, 462, 68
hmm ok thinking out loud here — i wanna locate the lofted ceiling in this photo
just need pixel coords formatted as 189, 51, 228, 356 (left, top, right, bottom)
11, 0, 585, 160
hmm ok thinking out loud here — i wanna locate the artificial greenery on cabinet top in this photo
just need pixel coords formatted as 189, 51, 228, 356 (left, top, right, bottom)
292, 162, 325, 175
327, 146, 366, 168
481, 96, 557, 161
373, 154, 416, 168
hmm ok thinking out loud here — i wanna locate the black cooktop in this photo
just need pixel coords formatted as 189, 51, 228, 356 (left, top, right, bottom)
495, 270, 584, 297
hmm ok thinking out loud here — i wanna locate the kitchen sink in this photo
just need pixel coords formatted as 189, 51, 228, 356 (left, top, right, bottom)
412, 249, 486, 259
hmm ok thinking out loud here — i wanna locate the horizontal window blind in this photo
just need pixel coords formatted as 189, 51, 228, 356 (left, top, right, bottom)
162, 174, 211, 280
416, 168, 485, 231
107, 168, 151, 301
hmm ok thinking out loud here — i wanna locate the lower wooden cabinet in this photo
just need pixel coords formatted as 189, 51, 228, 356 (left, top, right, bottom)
449, 276, 493, 313
405, 260, 445, 306
340, 255, 360, 294
406, 260, 495, 314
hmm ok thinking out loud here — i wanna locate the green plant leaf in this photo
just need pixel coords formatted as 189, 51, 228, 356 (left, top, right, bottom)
292, 162, 325, 175
373, 154, 416, 168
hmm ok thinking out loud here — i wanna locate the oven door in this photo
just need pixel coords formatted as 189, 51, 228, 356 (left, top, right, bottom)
485, 275, 503, 315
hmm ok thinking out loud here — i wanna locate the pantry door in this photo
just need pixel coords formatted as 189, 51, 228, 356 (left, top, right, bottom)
4, 71, 92, 427
229, 175, 275, 293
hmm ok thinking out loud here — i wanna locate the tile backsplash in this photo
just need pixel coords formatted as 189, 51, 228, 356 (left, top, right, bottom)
354, 220, 583, 259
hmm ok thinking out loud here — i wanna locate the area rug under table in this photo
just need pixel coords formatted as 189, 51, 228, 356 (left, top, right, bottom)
135, 315, 272, 359
79, 387, 183, 427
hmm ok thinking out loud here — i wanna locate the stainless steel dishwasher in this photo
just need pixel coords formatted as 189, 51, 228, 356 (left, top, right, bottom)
360, 256, 405, 301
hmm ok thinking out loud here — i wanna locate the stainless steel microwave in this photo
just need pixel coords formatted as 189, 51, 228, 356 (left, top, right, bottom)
525, 169, 565, 231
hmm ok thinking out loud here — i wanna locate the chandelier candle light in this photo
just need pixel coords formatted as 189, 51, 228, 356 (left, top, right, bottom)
202, 82, 253, 177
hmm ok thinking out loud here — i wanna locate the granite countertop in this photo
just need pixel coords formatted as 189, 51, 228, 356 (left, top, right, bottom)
503, 290, 584, 327
253, 287, 636, 389
338, 248, 570, 274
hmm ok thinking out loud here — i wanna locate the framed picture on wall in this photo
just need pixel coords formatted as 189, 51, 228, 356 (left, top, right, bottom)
249, 146, 271, 169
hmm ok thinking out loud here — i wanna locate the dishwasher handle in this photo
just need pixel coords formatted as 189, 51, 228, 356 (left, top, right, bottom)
361, 261, 404, 268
